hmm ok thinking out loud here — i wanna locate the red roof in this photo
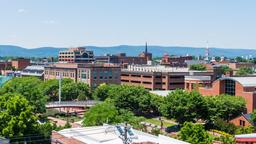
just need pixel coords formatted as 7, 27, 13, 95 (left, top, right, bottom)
236, 138, 256, 142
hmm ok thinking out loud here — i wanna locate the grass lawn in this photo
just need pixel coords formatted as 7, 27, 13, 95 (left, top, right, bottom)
144, 118, 175, 127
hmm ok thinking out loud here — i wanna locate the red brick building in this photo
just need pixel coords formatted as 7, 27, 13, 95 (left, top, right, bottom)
185, 76, 212, 92
199, 77, 256, 113
0, 61, 11, 71
160, 53, 193, 67
44, 63, 121, 88
230, 113, 254, 127
95, 44, 152, 66
11, 58, 30, 70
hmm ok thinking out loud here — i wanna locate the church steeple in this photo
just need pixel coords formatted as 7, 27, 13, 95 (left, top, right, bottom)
145, 42, 148, 54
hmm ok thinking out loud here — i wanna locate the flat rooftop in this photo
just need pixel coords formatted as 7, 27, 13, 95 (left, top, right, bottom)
123, 65, 206, 73
57, 125, 189, 144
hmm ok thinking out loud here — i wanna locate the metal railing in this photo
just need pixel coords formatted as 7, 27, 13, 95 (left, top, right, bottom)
46, 100, 99, 108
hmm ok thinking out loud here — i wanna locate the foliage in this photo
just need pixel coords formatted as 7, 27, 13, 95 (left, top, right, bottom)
82, 100, 145, 128
61, 81, 91, 101
0, 77, 46, 113
236, 67, 254, 76
151, 128, 161, 136
235, 126, 254, 135
219, 65, 232, 74
251, 109, 256, 124
212, 118, 237, 134
93, 84, 162, 116
161, 90, 208, 124
83, 101, 118, 126
218, 136, 235, 144
189, 64, 206, 71
110, 85, 161, 116
0, 94, 38, 138
40, 78, 91, 101
179, 122, 212, 144
235, 57, 247, 63
205, 95, 246, 122
92, 83, 113, 100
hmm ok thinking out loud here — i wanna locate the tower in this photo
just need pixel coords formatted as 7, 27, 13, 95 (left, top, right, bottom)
205, 41, 209, 61
145, 42, 148, 54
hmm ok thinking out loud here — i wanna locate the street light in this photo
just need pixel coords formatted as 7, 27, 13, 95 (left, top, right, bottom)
58, 72, 62, 104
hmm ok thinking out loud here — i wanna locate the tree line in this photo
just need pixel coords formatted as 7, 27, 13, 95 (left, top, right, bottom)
0, 77, 250, 143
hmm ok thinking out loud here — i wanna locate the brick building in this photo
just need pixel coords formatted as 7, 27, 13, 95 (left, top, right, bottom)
0, 61, 11, 71
185, 76, 212, 92
230, 113, 254, 127
121, 65, 213, 90
95, 44, 152, 65
199, 77, 256, 113
160, 54, 193, 67
44, 63, 121, 88
58, 47, 94, 63
11, 58, 30, 70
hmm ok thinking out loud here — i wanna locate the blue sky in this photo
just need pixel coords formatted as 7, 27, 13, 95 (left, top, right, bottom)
0, 0, 256, 49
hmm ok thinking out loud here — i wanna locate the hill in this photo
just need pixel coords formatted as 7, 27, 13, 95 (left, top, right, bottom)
0, 45, 256, 58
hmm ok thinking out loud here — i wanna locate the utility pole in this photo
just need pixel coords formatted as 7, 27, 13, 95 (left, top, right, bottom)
124, 123, 128, 144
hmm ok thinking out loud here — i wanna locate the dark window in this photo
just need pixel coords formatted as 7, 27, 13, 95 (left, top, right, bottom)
143, 82, 152, 84
143, 75, 152, 78
240, 120, 245, 126
224, 79, 235, 95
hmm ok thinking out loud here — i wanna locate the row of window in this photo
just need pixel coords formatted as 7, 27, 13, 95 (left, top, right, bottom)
121, 74, 184, 79
45, 70, 75, 78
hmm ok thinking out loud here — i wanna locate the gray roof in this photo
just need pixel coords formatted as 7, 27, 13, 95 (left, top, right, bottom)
220, 77, 256, 87
185, 76, 211, 81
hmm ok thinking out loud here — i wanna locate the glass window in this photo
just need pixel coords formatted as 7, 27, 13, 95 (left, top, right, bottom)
224, 79, 235, 95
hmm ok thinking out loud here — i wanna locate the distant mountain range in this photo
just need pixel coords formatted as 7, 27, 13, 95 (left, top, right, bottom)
1, 45, 256, 58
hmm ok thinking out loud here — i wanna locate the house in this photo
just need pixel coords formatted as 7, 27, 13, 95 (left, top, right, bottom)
230, 113, 254, 127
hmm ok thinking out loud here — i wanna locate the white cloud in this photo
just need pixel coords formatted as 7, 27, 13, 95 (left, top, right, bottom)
41, 20, 57, 24
17, 9, 26, 13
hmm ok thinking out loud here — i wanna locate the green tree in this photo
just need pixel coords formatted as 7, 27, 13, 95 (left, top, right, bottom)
235, 57, 247, 63
83, 101, 119, 126
205, 95, 246, 122
251, 109, 256, 124
110, 85, 158, 116
82, 100, 145, 127
40, 78, 91, 101
1, 77, 46, 113
220, 65, 232, 74
0, 94, 38, 138
179, 122, 212, 144
92, 83, 114, 100
213, 118, 237, 134
235, 126, 254, 135
236, 67, 254, 76
161, 90, 208, 124
189, 64, 206, 71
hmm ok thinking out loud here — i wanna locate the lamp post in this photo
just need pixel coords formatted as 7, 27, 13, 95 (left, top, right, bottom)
58, 73, 62, 104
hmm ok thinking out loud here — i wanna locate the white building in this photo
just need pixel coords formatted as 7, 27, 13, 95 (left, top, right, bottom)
52, 124, 189, 144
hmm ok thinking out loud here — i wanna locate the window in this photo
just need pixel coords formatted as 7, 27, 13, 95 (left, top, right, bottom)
240, 120, 245, 126
81, 73, 86, 79
224, 79, 235, 95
